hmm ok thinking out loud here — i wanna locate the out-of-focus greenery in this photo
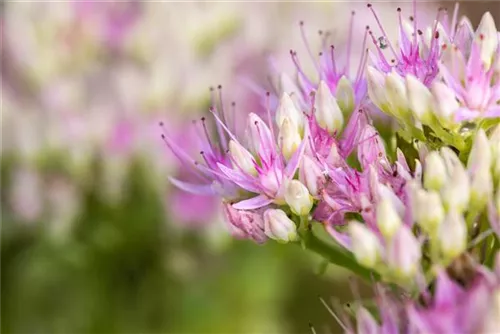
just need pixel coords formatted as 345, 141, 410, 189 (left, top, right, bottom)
1, 161, 358, 334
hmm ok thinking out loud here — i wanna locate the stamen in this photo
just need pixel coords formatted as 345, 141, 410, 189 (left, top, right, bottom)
355, 49, 369, 88
159, 129, 207, 180
412, 0, 417, 45
354, 27, 370, 85
299, 21, 320, 75
451, 2, 460, 38
330, 45, 338, 77
367, 3, 399, 59
368, 30, 391, 69
345, 11, 356, 75
231, 101, 237, 133
209, 107, 238, 143
290, 49, 314, 89
265, 91, 276, 141
200, 116, 216, 153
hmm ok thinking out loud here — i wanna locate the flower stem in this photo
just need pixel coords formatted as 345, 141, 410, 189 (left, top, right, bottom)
299, 224, 378, 282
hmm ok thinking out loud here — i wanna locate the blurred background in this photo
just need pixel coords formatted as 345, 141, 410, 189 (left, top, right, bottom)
1, 1, 499, 333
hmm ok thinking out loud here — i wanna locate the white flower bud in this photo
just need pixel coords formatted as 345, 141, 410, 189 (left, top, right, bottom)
279, 117, 302, 160
314, 81, 344, 134
468, 129, 492, 171
469, 130, 494, 209
349, 221, 382, 269
438, 210, 467, 261
441, 163, 470, 213
491, 126, 500, 180
470, 164, 493, 210
386, 226, 421, 279
406, 75, 433, 125
229, 140, 257, 175
284, 180, 314, 216
424, 151, 448, 191
376, 198, 402, 240
335, 76, 355, 115
276, 92, 303, 130
385, 71, 409, 117
412, 189, 445, 235
299, 155, 324, 197
366, 66, 389, 113
439, 147, 462, 177
476, 12, 498, 69
263, 209, 298, 243
431, 81, 460, 128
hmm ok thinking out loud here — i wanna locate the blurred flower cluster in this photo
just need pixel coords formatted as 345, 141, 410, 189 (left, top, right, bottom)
165, 2, 500, 332
3, 2, 377, 333
2, 1, 349, 236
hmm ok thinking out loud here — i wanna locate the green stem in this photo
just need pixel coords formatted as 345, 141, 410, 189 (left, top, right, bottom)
299, 225, 378, 282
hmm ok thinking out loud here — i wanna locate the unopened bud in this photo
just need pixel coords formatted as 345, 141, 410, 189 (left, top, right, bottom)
386, 226, 421, 279
470, 164, 493, 211
335, 76, 355, 115
276, 92, 303, 130
413, 189, 445, 236
385, 71, 409, 117
376, 198, 402, 240
314, 81, 344, 134
284, 180, 314, 216
468, 129, 492, 171
441, 163, 470, 213
366, 66, 389, 113
279, 117, 302, 160
229, 140, 257, 175
476, 12, 498, 69
263, 209, 298, 243
406, 75, 433, 125
437, 210, 467, 261
349, 221, 381, 269
490, 126, 500, 180
440, 147, 462, 176
431, 81, 460, 128
424, 151, 448, 191
299, 155, 324, 196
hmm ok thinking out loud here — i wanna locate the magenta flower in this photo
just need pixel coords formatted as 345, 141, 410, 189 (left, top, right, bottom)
279, 13, 369, 111
438, 12, 500, 122
408, 264, 500, 333
367, 2, 445, 86
161, 106, 306, 211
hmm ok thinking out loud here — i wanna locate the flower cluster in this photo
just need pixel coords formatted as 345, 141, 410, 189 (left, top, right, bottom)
340, 255, 500, 333
165, 2, 500, 332
3, 1, 345, 235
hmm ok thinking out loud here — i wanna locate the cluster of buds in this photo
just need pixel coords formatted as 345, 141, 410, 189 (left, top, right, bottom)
164, 2, 500, 332
164, 76, 359, 243
339, 127, 499, 287
367, 10, 499, 150
340, 255, 500, 333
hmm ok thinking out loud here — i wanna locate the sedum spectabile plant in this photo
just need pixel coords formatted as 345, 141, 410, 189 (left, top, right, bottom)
163, 2, 500, 332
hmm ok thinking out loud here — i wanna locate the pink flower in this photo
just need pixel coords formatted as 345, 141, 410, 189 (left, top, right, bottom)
438, 12, 500, 122
367, 2, 445, 86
